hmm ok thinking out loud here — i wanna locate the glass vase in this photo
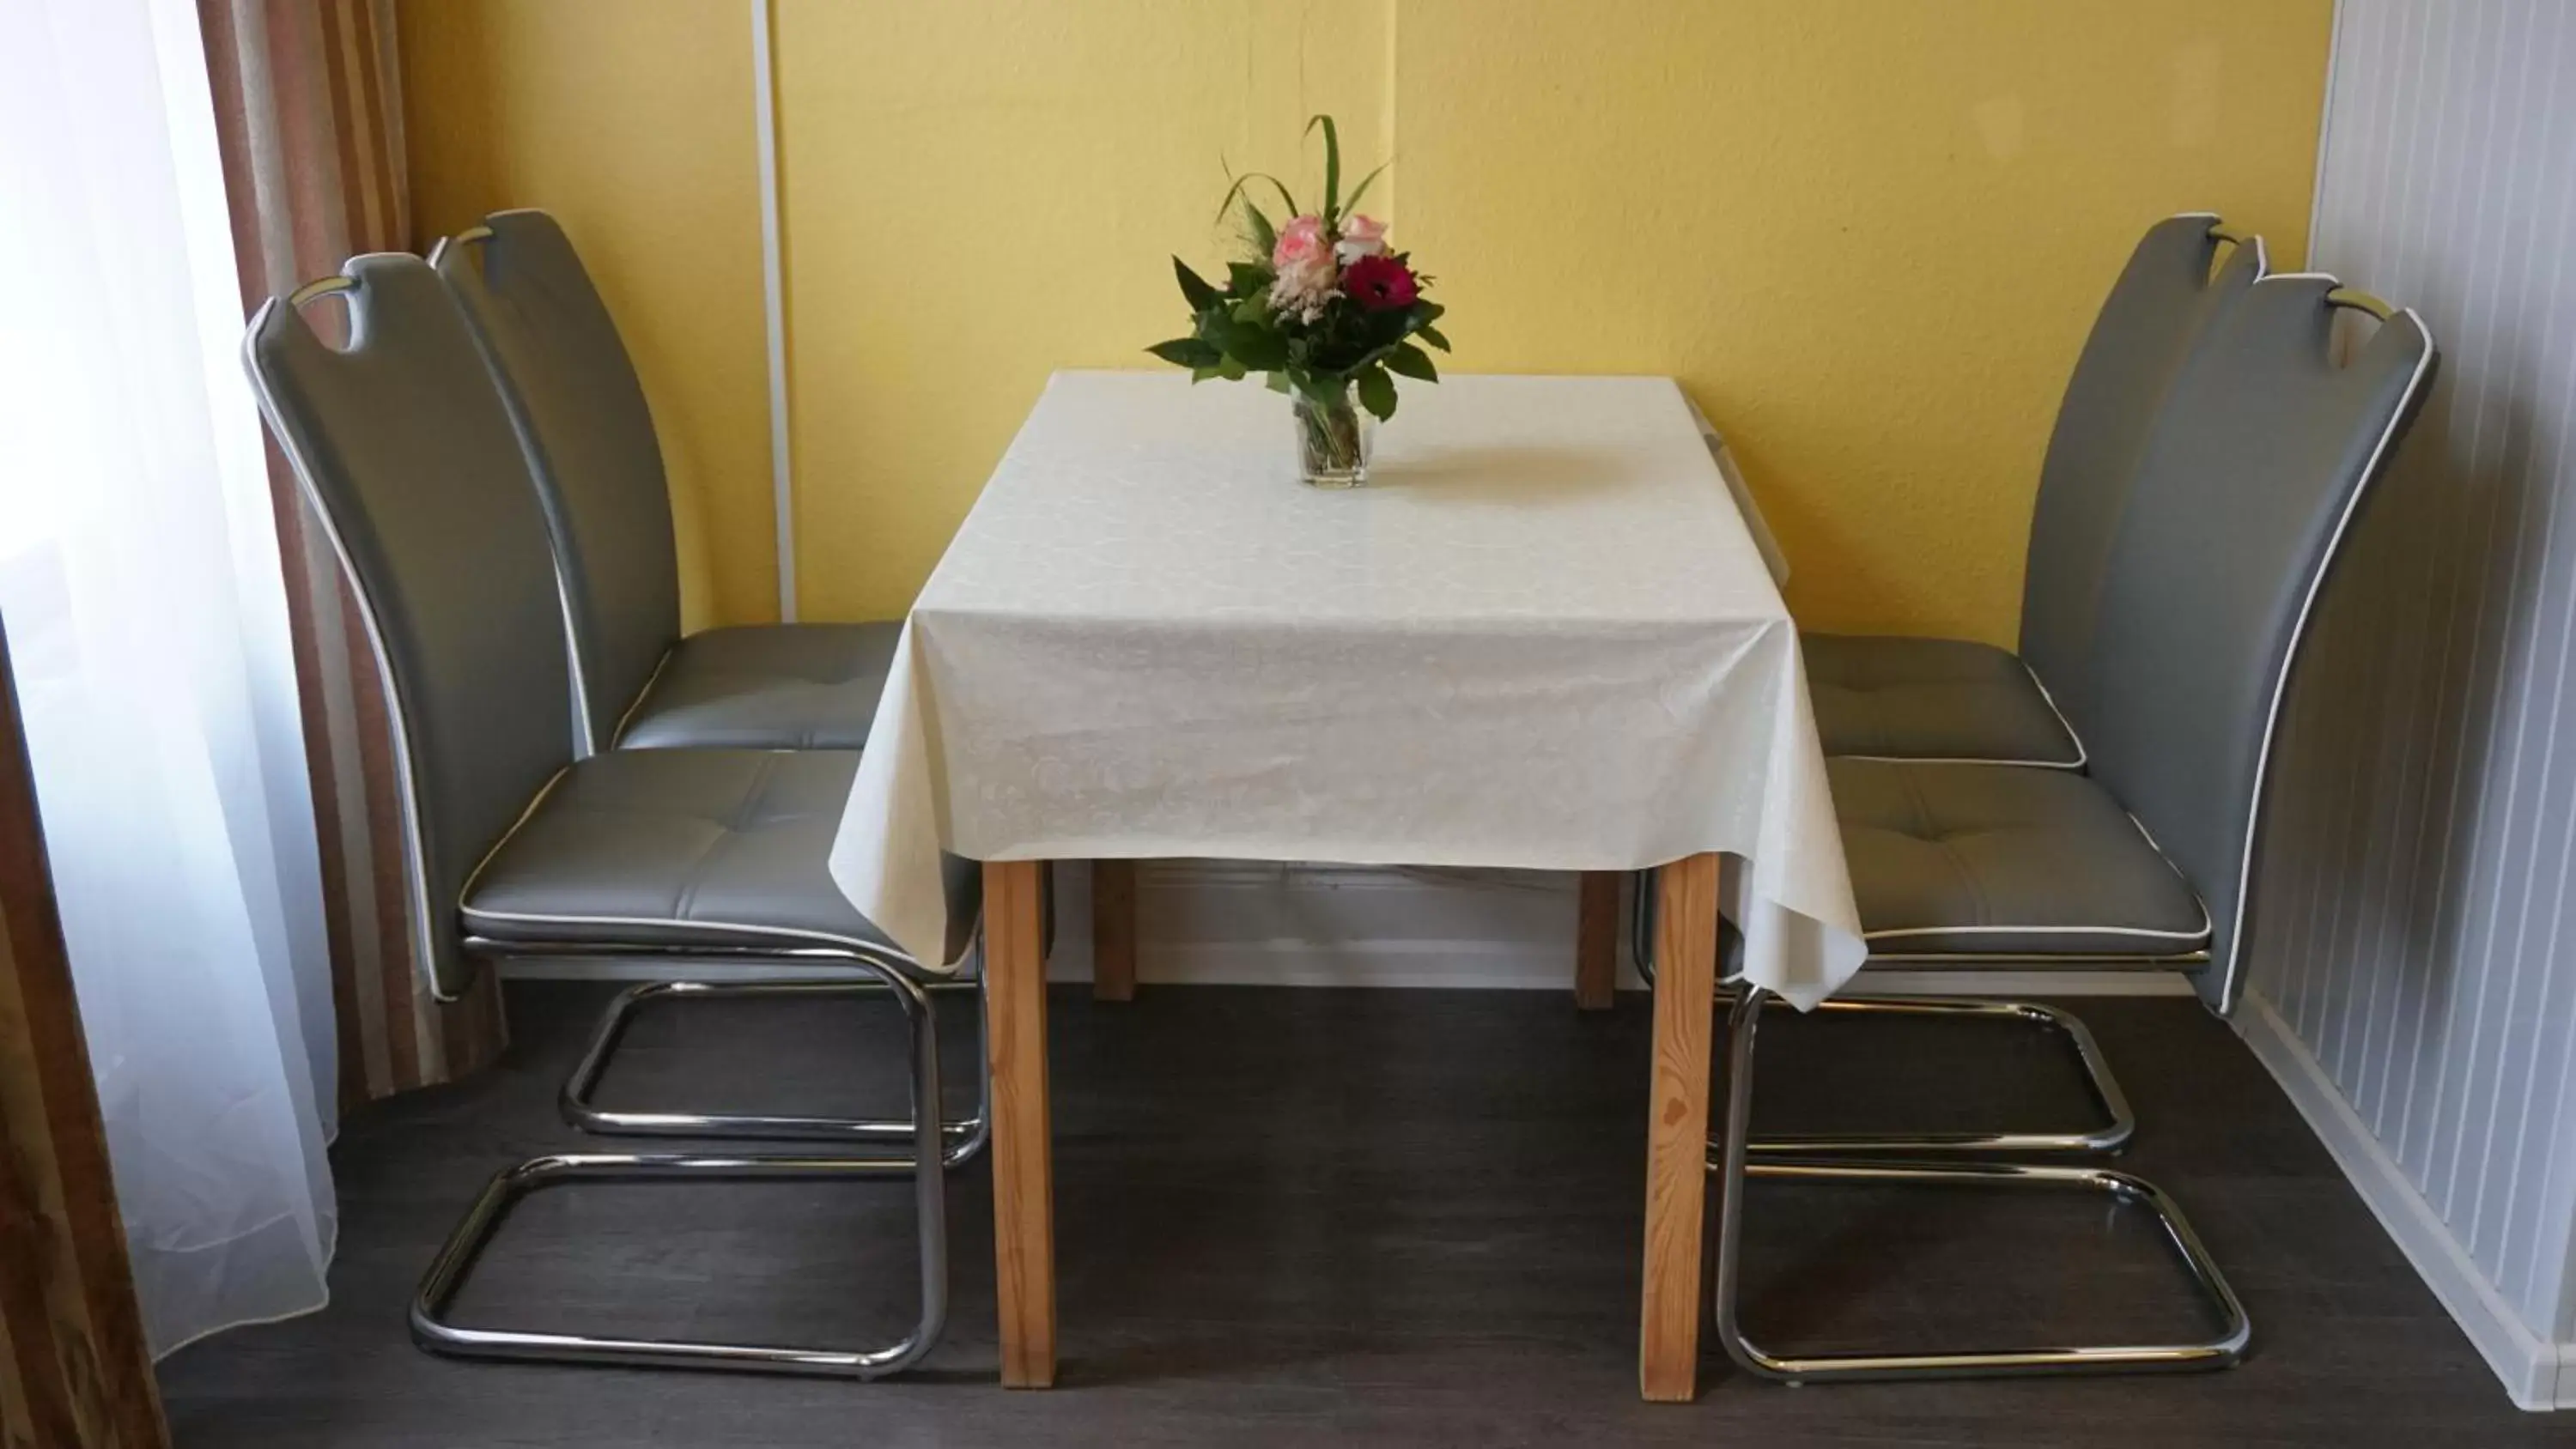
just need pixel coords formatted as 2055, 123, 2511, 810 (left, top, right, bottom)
1293, 385, 1372, 488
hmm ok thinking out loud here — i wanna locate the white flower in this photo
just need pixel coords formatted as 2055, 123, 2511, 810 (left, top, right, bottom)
1334, 213, 1388, 264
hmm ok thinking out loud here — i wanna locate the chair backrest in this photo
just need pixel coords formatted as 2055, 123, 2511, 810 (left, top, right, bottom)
243, 253, 577, 1001
432, 209, 682, 756
2020, 215, 2266, 737
2081, 277, 2436, 1013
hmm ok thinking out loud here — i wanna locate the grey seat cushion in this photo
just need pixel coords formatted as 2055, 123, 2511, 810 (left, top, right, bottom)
615, 621, 902, 751
462, 747, 977, 966
1831, 758, 2208, 957
1807, 634, 2084, 767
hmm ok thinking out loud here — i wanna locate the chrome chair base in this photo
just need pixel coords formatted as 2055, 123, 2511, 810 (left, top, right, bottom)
1710, 987, 2251, 1384
416, 956, 951, 1379
1628, 872, 2138, 1156
1735, 993, 2136, 1156
410, 1149, 947, 1379
562, 975, 991, 1169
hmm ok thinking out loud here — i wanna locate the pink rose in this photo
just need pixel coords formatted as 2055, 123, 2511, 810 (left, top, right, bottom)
1273, 214, 1329, 270
1269, 214, 1339, 320
1334, 213, 1388, 264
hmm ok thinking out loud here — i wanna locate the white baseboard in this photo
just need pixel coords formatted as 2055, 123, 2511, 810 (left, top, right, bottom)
2237, 989, 2569, 1411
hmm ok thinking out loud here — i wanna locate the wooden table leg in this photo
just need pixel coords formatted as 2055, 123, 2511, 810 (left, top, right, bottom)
1639, 852, 1722, 1402
983, 859, 1057, 1388
1091, 858, 1136, 1002
1574, 870, 1620, 1010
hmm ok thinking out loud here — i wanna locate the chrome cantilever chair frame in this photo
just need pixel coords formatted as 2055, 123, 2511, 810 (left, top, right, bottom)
1709, 985, 2251, 1382
1628, 872, 2144, 1156
253, 262, 966, 1381
550, 956, 992, 1168
410, 940, 952, 1379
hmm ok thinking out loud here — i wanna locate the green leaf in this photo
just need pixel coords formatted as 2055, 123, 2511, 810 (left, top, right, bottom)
1265, 370, 1292, 393
1217, 355, 1249, 381
1148, 337, 1222, 368
1415, 324, 1451, 352
1189, 366, 1224, 384
1355, 364, 1398, 421
1242, 197, 1277, 256
1342, 161, 1388, 217
1221, 320, 1291, 372
1226, 261, 1273, 295
1411, 299, 1445, 324
1308, 114, 1340, 223
1216, 171, 1300, 227
1231, 293, 1271, 324
1173, 258, 1219, 312
1384, 342, 1438, 382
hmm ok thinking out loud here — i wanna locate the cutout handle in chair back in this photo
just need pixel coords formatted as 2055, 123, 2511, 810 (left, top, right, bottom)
244, 252, 579, 1000
434, 209, 683, 757
2020, 215, 2266, 737
2081, 276, 2436, 1013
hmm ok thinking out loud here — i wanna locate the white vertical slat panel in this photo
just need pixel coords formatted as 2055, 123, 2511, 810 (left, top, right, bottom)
2463, 4, 2575, 1287
2254, 0, 2576, 1350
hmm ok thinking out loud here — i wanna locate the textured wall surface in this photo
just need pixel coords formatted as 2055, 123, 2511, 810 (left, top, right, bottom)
2251, 0, 2576, 1385
400, 0, 772, 631
399, 0, 2333, 640
1390, 0, 2330, 640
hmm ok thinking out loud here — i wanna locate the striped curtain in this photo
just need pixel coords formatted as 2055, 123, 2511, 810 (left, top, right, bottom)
197, 0, 507, 1110
0, 621, 167, 1449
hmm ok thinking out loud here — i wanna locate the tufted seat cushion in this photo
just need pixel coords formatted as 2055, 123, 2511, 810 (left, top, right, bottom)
614, 621, 902, 751
1831, 757, 2207, 958
461, 747, 978, 967
1806, 634, 2084, 768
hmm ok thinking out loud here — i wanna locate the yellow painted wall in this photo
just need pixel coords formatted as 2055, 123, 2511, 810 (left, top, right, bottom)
775, 0, 1389, 621
403, 0, 2334, 644
399, 0, 774, 629
1397, 0, 2330, 640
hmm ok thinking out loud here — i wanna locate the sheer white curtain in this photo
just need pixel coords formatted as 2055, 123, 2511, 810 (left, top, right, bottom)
0, 0, 337, 1354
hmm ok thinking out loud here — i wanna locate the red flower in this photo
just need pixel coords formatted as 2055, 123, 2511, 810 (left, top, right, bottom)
1341, 253, 1419, 311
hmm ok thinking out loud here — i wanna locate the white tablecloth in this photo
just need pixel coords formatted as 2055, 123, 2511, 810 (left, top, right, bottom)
827, 371, 1865, 1009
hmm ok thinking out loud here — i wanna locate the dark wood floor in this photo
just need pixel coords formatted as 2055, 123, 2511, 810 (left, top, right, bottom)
158, 980, 2575, 1447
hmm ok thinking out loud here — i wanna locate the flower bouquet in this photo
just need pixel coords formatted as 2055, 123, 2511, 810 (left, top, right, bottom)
1148, 116, 1449, 487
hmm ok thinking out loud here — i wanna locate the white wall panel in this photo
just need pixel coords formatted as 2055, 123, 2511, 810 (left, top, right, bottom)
2251, 0, 2576, 1404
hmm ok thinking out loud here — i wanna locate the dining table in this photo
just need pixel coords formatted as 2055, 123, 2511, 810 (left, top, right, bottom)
827, 368, 1867, 1401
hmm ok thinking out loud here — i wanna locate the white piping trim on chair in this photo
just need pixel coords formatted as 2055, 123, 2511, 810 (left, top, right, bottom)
1858, 797, 2215, 949
2021, 661, 2089, 769
1832, 656, 2091, 769
245, 276, 456, 1003
448, 755, 958, 977
459, 906, 947, 976
1816, 657, 2090, 771
2209, 297, 2435, 1012
1864, 917, 2209, 945
453, 763, 571, 909
605, 645, 676, 750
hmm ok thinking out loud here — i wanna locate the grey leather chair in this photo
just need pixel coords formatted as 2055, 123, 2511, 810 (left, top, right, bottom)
1699, 275, 2436, 1384
1807, 213, 2267, 769
1700, 216, 2270, 1161
244, 252, 975, 1379
430, 207, 897, 758
428, 209, 982, 1148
